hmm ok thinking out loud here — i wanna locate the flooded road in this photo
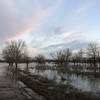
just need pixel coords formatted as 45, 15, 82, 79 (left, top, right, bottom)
0, 63, 28, 100
0, 63, 8, 76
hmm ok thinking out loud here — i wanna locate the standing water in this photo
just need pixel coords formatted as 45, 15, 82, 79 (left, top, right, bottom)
18, 63, 100, 93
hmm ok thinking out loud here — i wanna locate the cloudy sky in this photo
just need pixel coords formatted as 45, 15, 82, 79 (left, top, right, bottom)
0, 0, 100, 56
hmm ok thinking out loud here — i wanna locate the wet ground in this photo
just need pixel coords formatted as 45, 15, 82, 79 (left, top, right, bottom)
0, 63, 27, 100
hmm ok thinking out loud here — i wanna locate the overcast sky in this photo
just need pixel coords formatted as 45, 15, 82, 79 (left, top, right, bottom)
0, 0, 100, 56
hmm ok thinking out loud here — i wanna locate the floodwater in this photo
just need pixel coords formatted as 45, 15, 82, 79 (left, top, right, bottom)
9, 63, 100, 94
30, 68, 100, 93
0, 63, 8, 76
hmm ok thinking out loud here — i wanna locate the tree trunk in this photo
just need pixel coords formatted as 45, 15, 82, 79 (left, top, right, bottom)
26, 62, 29, 70
9, 63, 10, 66
15, 63, 18, 69
93, 57, 96, 74
11, 63, 13, 66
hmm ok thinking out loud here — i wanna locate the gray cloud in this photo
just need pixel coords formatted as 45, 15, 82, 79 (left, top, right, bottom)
0, 0, 61, 41
0, 0, 34, 40
40, 39, 89, 55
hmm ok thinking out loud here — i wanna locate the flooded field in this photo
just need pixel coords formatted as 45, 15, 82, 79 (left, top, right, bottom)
18, 63, 100, 94
0, 62, 100, 100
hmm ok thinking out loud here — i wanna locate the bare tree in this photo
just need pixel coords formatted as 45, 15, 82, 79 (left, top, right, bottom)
72, 53, 79, 66
87, 42, 99, 72
78, 49, 84, 59
2, 40, 26, 68
64, 48, 72, 64
3, 46, 13, 66
50, 51, 65, 64
35, 54, 46, 64
50, 48, 72, 65
22, 50, 31, 70
77, 49, 84, 66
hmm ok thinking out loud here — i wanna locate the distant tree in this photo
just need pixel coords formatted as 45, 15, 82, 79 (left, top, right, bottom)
77, 49, 84, 65
50, 51, 64, 64
87, 42, 99, 70
78, 49, 84, 59
51, 48, 72, 65
64, 48, 72, 63
22, 50, 31, 70
72, 52, 79, 66
2, 40, 26, 68
35, 54, 46, 64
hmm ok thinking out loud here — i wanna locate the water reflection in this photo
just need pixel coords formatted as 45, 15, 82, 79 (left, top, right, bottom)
6, 65, 19, 84
6, 63, 100, 93
28, 63, 100, 93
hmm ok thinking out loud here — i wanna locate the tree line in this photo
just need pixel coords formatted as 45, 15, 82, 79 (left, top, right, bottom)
2, 40, 100, 71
